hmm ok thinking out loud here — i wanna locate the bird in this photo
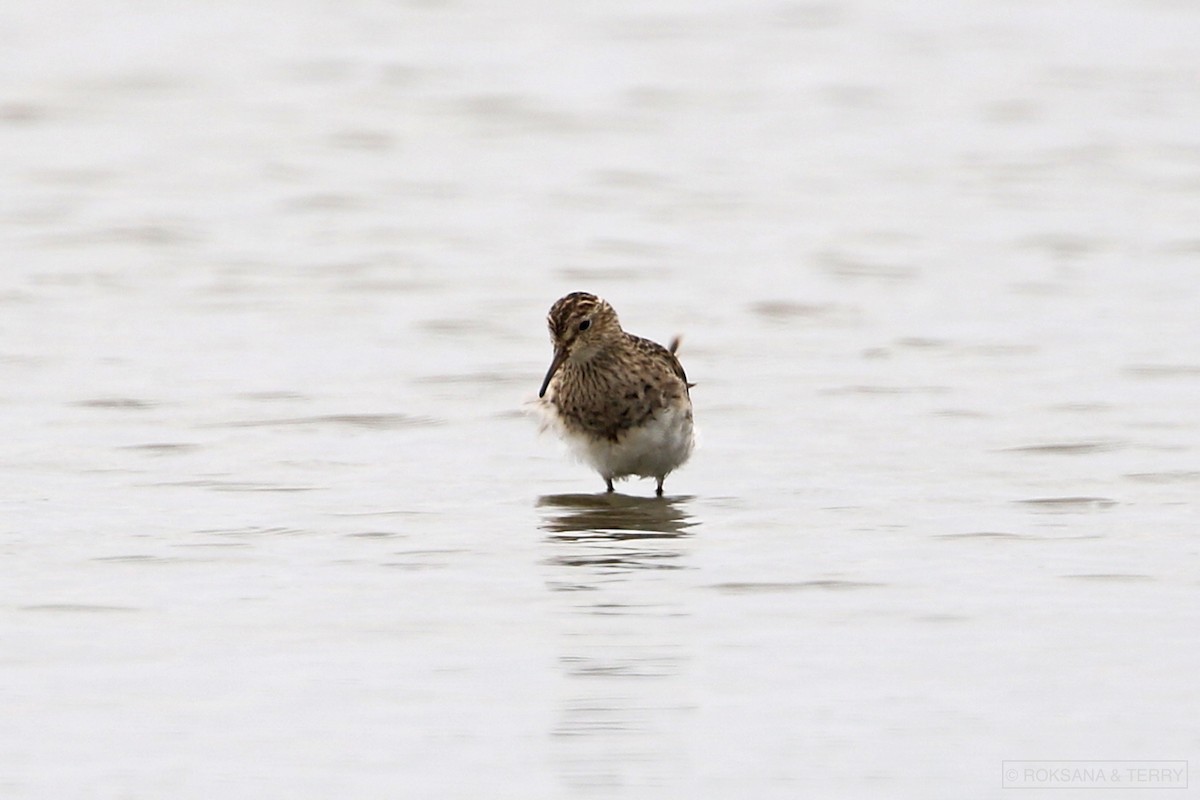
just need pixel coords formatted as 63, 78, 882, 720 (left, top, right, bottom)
537, 291, 694, 497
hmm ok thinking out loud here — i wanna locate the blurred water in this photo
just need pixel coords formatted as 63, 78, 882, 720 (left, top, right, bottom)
2, 0, 1198, 797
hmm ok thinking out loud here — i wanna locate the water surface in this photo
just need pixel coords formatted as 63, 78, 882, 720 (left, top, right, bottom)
2, 0, 1198, 797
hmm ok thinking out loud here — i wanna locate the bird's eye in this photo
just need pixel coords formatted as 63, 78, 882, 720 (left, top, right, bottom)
578, 319, 591, 331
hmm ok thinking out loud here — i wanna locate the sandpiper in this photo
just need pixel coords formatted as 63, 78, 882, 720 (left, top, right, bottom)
537, 292, 694, 496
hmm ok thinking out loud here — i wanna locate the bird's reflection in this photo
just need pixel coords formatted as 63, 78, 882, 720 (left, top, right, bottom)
537, 492, 698, 789
537, 492, 696, 573
537, 492, 696, 536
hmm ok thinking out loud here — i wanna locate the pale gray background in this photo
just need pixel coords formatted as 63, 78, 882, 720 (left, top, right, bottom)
2, 0, 1197, 797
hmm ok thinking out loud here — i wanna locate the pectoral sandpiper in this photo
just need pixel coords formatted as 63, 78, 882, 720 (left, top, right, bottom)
537, 291, 694, 497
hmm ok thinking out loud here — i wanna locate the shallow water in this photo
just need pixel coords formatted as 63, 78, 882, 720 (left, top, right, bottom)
3, 0, 1199, 797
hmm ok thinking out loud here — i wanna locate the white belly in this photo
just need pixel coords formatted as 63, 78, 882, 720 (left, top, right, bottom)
557, 404, 694, 482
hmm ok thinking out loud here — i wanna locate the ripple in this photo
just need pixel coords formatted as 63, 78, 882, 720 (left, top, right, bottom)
545, 549, 687, 571
154, 481, 320, 493
1123, 364, 1200, 379
1125, 471, 1200, 484
1062, 573, 1154, 582
74, 397, 159, 410
748, 301, 842, 320
896, 336, 950, 349
20, 603, 137, 613
1004, 441, 1122, 455
558, 267, 649, 282
451, 93, 583, 134
1017, 497, 1117, 512
590, 168, 669, 188
709, 580, 883, 593
26, 168, 115, 186
92, 554, 215, 564
770, 2, 845, 30
935, 531, 1030, 541
588, 238, 669, 257
41, 225, 199, 248
1158, 238, 1200, 254
1047, 402, 1113, 413
820, 384, 950, 395
814, 250, 918, 282
560, 654, 681, 679
236, 391, 310, 402
1018, 232, 1106, 258
417, 371, 525, 387
326, 129, 396, 152
381, 549, 461, 570
933, 408, 990, 418
197, 526, 311, 536
282, 193, 364, 212
121, 442, 201, 455
217, 413, 439, 429
959, 343, 1039, 357
0, 102, 48, 123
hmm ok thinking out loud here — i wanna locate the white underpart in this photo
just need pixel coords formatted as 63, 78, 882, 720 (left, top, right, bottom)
539, 399, 694, 483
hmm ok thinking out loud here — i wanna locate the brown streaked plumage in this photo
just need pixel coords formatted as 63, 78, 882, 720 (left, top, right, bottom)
537, 292, 694, 496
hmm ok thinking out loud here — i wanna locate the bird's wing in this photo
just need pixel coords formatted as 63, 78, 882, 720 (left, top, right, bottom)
629, 334, 692, 393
